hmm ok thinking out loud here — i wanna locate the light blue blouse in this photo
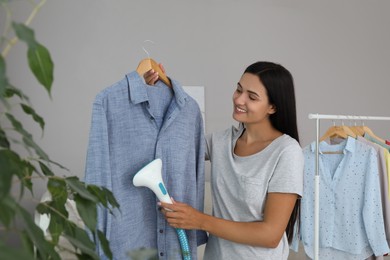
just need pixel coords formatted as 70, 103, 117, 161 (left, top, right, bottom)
301, 137, 389, 259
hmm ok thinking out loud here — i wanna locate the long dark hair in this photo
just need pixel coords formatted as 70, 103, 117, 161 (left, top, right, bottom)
245, 61, 300, 244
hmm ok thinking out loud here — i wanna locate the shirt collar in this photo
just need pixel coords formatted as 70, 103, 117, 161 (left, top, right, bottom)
310, 136, 355, 154
126, 71, 148, 104
126, 71, 188, 108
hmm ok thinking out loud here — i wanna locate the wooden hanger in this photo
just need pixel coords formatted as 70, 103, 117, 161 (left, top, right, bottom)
349, 125, 365, 136
320, 124, 357, 142
350, 122, 385, 143
320, 124, 356, 154
362, 125, 386, 143
136, 58, 171, 88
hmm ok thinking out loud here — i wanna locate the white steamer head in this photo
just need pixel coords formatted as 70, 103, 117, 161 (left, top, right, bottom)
132, 158, 172, 204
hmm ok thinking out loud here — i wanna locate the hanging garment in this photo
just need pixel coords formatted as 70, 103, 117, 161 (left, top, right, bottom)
84, 71, 207, 260
203, 124, 304, 260
357, 137, 390, 256
301, 137, 389, 260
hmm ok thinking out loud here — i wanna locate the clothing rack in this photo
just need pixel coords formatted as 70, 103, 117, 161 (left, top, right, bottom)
308, 113, 390, 260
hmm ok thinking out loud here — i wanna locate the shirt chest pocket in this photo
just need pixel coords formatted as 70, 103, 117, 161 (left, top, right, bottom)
239, 175, 263, 199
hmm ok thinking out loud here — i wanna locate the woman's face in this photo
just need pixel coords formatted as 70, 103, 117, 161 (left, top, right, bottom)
232, 73, 275, 125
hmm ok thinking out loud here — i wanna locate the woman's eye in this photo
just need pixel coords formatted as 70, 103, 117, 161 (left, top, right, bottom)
249, 95, 257, 100
236, 88, 242, 93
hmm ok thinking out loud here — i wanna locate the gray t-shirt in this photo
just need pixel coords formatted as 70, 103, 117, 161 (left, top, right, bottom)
203, 125, 304, 260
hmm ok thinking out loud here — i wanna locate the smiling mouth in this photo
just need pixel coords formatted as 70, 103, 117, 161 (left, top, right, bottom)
235, 106, 247, 113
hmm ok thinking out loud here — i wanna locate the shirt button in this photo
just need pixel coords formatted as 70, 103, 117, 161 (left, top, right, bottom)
150, 116, 154, 120
159, 229, 163, 233
160, 252, 164, 256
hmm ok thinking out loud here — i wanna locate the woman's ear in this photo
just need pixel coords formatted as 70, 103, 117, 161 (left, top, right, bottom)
268, 104, 276, 115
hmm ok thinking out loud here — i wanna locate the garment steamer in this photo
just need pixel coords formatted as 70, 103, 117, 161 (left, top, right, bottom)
133, 158, 191, 260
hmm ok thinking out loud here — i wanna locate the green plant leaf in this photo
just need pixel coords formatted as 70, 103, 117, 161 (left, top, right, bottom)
48, 178, 67, 204
19, 160, 35, 198
74, 194, 97, 231
5, 85, 30, 102
22, 135, 49, 160
36, 202, 50, 215
0, 127, 10, 148
21, 103, 45, 131
12, 22, 54, 95
0, 149, 23, 200
0, 149, 33, 200
63, 222, 98, 259
48, 213, 63, 245
15, 203, 61, 260
65, 177, 98, 202
87, 185, 120, 214
0, 195, 16, 228
127, 248, 158, 260
40, 161, 54, 176
20, 230, 34, 256
87, 185, 108, 207
12, 22, 36, 46
0, 242, 35, 260
97, 230, 113, 260
50, 199, 69, 219
27, 43, 53, 95
102, 186, 120, 209
48, 200, 67, 245
75, 253, 96, 260
6, 113, 49, 161
44, 158, 69, 171
36, 200, 66, 245
0, 54, 7, 97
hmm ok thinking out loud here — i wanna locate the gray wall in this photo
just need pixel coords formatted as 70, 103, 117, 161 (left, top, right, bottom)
3, 0, 390, 258
6, 0, 390, 177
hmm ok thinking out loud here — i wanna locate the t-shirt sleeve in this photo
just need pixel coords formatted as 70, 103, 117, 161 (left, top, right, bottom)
268, 143, 304, 196
205, 133, 212, 161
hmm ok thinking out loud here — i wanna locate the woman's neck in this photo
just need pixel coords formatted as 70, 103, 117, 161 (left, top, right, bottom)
241, 122, 282, 145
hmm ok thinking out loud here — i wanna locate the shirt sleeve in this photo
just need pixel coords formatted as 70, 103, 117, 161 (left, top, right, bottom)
268, 143, 304, 196
84, 98, 112, 259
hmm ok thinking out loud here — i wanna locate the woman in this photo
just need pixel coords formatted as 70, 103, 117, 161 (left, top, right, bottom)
145, 61, 304, 259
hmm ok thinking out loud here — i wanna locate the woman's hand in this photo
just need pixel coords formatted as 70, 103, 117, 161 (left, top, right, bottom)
159, 200, 205, 230
143, 63, 166, 85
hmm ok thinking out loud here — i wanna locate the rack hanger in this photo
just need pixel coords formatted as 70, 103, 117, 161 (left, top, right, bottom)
349, 124, 365, 136
136, 58, 171, 87
320, 124, 357, 142
349, 121, 386, 143
362, 125, 386, 143
308, 113, 390, 260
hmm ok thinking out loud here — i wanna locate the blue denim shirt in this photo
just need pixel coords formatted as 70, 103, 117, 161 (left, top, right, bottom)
84, 71, 207, 260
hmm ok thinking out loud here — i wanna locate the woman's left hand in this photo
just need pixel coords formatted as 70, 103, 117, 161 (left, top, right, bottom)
159, 200, 204, 230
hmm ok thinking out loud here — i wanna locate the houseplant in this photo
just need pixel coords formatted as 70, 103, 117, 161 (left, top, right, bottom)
0, 1, 119, 259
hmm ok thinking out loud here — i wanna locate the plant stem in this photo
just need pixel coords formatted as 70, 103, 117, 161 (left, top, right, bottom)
1, 0, 47, 58
40, 201, 70, 222
0, 3, 12, 48
25, 0, 47, 26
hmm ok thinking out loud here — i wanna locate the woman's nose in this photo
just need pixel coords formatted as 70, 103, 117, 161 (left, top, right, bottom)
234, 93, 246, 104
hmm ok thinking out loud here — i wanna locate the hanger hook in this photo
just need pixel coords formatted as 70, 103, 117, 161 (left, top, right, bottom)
141, 40, 156, 58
